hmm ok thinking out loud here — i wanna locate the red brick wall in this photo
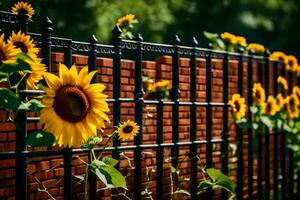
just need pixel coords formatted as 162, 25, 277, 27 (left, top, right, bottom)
0, 52, 282, 199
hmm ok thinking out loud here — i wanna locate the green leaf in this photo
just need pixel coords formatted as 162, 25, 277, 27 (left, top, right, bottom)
260, 116, 273, 129
0, 58, 31, 74
174, 189, 191, 196
0, 88, 22, 111
26, 99, 45, 112
203, 31, 219, 40
252, 122, 259, 130
236, 118, 251, 128
198, 180, 213, 194
94, 164, 127, 189
102, 157, 119, 167
0, 74, 7, 83
250, 106, 259, 114
277, 119, 283, 129
170, 166, 177, 173
206, 168, 235, 193
25, 131, 56, 147
16, 52, 33, 61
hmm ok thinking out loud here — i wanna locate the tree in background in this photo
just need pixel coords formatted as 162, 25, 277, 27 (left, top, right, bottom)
1, 0, 299, 57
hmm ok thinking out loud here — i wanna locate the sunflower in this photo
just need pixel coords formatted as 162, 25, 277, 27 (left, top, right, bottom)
116, 14, 135, 27
293, 86, 300, 99
277, 76, 288, 90
247, 43, 265, 54
276, 93, 285, 111
285, 55, 298, 71
269, 51, 287, 63
117, 120, 140, 141
11, 1, 35, 20
7, 31, 45, 88
148, 82, 157, 92
286, 94, 299, 119
235, 36, 247, 47
253, 83, 266, 105
228, 94, 247, 120
155, 80, 172, 91
220, 32, 237, 44
264, 95, 278, 116
39, 64, 110, 147
8, 31, 39, 59
0, 33, 20, 65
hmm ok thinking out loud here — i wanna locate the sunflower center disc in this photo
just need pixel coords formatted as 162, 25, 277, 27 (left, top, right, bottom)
123, 125, 133, 134
54, 86, 90, 122
14, 42, 28, 53
0, 50, 6, 64
234, 100, 240, 112
18, 9, 28, 15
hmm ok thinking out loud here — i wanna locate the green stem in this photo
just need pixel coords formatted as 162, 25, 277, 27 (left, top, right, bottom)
97, 132, 116, 159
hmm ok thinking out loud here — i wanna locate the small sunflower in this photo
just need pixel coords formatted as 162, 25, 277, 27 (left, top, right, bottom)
277, 76, 288, 90
228, 94, 247, 120
285, 55, 298, 71
0, 33, 20, 65
40, 64, 110, 147
116, 14, 135, 27
155, 80, 172, 91
264, 95, 278, 116
117, 120, 140, 141
293, 86, 300, 99
220, 32, 237, 44
286, 94, 299, 119
248, 43, 265, 54
235, 36, 247, 47
253, 83, 266, 105
148, 82, 157, 92
270, 51, 287, 63
11, 1, 35, 20
276, 93, 285, 111
8, 31, 39, 59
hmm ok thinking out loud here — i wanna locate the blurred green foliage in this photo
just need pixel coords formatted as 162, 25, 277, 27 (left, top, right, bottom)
1, 0, 300, 56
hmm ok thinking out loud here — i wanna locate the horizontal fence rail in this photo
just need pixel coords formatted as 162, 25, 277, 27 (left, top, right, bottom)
0, 10, 299, 200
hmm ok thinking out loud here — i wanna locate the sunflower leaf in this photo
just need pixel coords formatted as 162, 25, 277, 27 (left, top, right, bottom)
0, 88, 22, 111
260, 116, 273, 129
198, 180, 213, 194
102, 157, 119, 167
24, 99, 45, 112
206, 168, 235, 194
0, 58, 31, 74
93, 164, 127, 189
16, 52, 33, 61
25, 130, 56, 147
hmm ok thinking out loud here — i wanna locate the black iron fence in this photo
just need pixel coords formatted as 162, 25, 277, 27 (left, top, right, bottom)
0, 10, 299, 200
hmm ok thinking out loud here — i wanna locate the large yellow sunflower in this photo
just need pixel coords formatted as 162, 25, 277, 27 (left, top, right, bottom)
228, 94, 247, 120
264, 95, 278, 116
0, 33, 20, 65
286, 94, 299, 119
117, 120, 140, 141
8, 31, 39, 59
253, 83, 266, 105
277, 76, 288, 90
11, 1, 35, 20
248, 43, 265, 54
276, 93, 285, 111
8, 31, 45, 89
116, 14, 135, 27
40, 64, 110, 147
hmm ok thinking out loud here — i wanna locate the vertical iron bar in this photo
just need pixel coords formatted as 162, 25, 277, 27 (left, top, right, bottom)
156, 93, 164, 199
88, 35, 98, 200
205, 51, 213, 200
41, 17, 53, 72
288, 70, 294, 199
15, 12, 28, 200
273, 61, 279, 200
257, 61, 263, 200
112, 26, 122, 165
247, 52, 254, 200
190, 37, 198, 200
236, 52, 244, 200
134, 34, 144, 200
62, 40, 73, 200
264, 50, 271, 200
221, 53, 229, 200
281, 62, 287, 200
171, 35, 180, 170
